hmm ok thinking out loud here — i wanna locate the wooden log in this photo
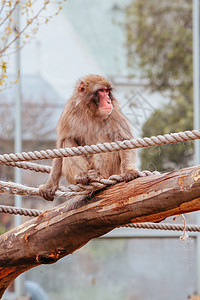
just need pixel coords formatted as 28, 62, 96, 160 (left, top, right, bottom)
1, 165, 200, 298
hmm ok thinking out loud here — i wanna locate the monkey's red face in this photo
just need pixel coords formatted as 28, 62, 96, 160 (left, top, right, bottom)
97, 88, 113, 117
77, 76, 114, 119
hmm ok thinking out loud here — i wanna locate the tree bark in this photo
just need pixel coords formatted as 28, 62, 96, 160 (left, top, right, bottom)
1, 165, 200, 298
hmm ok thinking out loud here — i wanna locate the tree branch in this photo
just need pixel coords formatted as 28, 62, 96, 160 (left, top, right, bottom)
1, 165, 200, 298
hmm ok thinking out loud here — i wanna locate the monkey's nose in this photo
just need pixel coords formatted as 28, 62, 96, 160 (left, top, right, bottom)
107, 98, 111, 103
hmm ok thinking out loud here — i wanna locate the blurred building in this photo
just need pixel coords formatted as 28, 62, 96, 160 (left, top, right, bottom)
5, 0, 166, 138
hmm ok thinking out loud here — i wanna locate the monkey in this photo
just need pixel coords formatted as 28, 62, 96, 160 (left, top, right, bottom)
39, 74, 139, 201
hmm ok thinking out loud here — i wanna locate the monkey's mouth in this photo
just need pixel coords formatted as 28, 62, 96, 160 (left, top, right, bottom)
99, 106, 113, 116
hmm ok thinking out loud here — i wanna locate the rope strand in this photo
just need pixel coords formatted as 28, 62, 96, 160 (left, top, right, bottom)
0, 170, 160, 199
2, 161, 51, 173
0, 130, 199, 165
0, 205, 42, 217
123, 222, 200, 233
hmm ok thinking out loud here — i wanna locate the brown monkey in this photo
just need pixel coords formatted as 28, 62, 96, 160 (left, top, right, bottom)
39, 74, 139, 201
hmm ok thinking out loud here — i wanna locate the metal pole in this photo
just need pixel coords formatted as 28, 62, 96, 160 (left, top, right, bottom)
193, 0, 200, 295
14, 4, 22, 228
193, 0, 200, 165
14, 3, 24, 298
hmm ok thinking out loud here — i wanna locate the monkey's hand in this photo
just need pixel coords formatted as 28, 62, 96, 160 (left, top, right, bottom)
39, 182, 58, 201
75, 170, 102, 185
122, 169, 140, 182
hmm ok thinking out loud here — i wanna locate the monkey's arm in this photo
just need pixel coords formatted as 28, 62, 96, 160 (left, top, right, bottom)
39, 138, 96, 201
120, 149, 140, 182
39, 157, 62, 201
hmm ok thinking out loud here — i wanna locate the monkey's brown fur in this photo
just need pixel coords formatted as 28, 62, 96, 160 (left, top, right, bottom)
39, 75, 139, 201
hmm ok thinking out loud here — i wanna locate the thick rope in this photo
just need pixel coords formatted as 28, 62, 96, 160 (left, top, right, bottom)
0, 180, 76, 198
123, 222, 200, 233
0, 130, 199, 165
0, 170, 160, 198
3, 161, 51, 173
0, 205, 42, 217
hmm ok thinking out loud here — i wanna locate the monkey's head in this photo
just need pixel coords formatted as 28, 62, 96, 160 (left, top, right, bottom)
76, 75, 115, 119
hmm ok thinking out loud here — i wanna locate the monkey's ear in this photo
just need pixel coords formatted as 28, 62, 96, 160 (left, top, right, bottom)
78, 80, 86, 93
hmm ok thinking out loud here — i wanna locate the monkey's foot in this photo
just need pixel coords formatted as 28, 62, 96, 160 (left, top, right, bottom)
122, 170, 140, 182
39, 184, 57, 201
75, 170, 102, 185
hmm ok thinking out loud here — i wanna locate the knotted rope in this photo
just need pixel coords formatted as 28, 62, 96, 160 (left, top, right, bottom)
0, 170, 160, 198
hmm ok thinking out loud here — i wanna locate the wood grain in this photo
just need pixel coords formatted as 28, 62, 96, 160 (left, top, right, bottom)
1, 165, 200, 298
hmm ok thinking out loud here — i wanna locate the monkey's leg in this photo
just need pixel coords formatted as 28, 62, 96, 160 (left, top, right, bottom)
62, 139, 99, 185
120, 149, 140, 182
39, 157, 62, 201
62, 155, 100, 185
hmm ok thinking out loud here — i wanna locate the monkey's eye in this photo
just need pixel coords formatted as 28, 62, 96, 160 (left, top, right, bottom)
99, 88, 110, 93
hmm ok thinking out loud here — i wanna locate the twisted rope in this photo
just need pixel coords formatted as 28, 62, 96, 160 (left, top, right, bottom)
0, 180, 76, 198
0, 170, 160, 199
0, 205, 42, 217
0, 130, 199, 165
124, 222, 200, 233
3, 161, 51, 173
